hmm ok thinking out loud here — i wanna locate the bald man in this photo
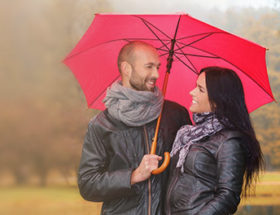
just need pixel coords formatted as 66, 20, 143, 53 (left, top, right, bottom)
78, 41, 191, 215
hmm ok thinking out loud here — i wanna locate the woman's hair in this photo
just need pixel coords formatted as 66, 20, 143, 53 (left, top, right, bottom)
200, 66, 264, 197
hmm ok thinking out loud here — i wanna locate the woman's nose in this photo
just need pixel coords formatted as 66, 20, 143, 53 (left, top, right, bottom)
190, 88, 195, 96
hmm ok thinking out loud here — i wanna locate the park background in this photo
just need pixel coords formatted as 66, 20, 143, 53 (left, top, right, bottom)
0, 0, 279, 214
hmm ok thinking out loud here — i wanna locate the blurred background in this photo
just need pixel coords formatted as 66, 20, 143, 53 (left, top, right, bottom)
0, 0, 279, 214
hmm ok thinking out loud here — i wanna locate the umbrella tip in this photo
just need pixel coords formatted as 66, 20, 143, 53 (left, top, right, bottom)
175, 11, 188, 15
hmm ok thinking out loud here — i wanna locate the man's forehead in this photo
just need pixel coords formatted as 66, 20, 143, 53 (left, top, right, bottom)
134, 44, 158, 55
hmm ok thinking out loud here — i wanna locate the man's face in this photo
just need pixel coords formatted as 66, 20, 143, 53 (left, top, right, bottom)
128, 46, 161, 92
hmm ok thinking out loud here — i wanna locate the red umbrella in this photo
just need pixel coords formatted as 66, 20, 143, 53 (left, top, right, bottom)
63, 13, 275, 174
63, 13, 274, 111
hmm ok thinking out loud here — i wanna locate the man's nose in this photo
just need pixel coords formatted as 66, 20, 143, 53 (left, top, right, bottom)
152, 67, 159, 79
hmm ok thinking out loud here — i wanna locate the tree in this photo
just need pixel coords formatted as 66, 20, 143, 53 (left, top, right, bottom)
0, 0, 109, 185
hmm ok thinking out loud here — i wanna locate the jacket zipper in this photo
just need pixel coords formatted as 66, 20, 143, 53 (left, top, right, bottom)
165, 168, 180, 215
143, 126, 151, 215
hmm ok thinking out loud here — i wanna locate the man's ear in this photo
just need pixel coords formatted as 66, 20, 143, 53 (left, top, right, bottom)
121, 61, 132, 77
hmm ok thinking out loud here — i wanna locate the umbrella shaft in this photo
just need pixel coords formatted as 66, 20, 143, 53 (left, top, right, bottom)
166, 39, 176, 73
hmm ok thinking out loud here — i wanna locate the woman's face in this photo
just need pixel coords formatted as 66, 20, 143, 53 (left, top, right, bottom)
189, 72, 212, 113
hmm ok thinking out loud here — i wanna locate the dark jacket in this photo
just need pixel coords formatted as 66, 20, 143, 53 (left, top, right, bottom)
165, 130, 246, 215
78, 100, 191, 215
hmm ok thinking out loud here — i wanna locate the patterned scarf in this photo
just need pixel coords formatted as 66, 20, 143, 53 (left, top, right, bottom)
103, 81, 164, 126
170, 112, 224, 172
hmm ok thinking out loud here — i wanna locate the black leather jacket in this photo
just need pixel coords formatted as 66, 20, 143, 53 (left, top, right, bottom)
165, 130, 246, 215
78, 100, 191, 215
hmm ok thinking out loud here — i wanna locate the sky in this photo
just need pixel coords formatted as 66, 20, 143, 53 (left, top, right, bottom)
109, 0, 276, 13
194, 0, 275, 10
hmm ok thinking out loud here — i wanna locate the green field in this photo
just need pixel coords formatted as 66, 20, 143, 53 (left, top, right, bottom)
0, 186, 102, 215
0, 171, 279, 215
240, 171, 280, 206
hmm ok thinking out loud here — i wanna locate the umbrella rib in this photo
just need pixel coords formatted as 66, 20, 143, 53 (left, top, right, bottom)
173, 54, 199, 74
161, 51, 219, 59
133, 15, 172, 40
174, 33, 215, 52
133, 15, 171, 51
188, 45, 274, 99
66, 15, 184, 61
158, 40, 171, 52
64, 38, 170, 60
89, 74, 121, 107
176, 53, 219, 58
177, 31, 227, 41
175, 43, 199, 74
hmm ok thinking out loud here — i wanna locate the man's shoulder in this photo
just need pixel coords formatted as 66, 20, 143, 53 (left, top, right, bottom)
88, 109, 127, 131
162, 100, 192, 125
163, 100, 190, 116
164, 100, 186, 111
88, 111, 105, 125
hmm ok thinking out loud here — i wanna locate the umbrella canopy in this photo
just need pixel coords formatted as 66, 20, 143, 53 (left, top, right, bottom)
63, 13, 275, 112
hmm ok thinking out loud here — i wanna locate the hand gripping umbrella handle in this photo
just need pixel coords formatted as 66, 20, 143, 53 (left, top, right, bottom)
151, 143, 170, 175
150, 133, 170, 175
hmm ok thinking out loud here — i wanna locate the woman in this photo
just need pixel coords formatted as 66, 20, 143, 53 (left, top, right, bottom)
164, 67, 263, 215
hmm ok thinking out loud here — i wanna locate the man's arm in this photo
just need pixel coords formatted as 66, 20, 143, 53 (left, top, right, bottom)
78, 120, 162, 202
78, 120, 135, 202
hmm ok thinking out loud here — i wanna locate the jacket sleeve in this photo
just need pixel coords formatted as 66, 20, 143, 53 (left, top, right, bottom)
196, 137, 246, 215
78, 120, 137, 202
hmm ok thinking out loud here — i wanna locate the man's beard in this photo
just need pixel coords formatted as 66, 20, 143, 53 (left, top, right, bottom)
129, 70, 156, 92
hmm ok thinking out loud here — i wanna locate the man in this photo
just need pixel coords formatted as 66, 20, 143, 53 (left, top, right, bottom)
78, 41, 191, 215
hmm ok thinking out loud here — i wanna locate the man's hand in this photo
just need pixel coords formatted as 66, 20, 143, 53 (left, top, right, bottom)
130, 154, 162, 185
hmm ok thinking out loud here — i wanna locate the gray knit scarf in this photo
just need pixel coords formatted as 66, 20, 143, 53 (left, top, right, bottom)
170, 112, 224, 172
103, 81, 164, 126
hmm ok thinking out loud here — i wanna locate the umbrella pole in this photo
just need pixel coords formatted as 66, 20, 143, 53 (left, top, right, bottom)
150, 71, 169, 155
151, 16, 181, 175
151, 72, 170, 175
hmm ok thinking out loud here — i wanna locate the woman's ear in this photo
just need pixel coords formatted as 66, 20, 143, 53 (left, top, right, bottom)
210, 102, 217, 112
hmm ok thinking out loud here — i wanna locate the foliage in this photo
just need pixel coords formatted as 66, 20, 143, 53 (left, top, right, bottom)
206, 8, 280, 170
0, 0, 107, 185
0, 1, 279, 186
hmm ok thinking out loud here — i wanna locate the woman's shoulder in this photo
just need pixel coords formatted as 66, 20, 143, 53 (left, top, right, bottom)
218, 129, 244, 140
215, 129, 246, 155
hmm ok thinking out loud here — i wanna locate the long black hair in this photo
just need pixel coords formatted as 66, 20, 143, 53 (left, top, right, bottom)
200, 66, 264, 197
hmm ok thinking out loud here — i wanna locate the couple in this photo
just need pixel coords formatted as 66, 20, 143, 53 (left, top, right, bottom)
78, 41, 263, 215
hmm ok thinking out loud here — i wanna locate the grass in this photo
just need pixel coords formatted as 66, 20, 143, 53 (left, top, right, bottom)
240, 171, 280, 206
0, 171, 279, 215
258, 171, 280, 183
0, 186, 102, 215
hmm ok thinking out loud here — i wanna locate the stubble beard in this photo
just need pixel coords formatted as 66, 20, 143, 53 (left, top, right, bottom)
129, 71, 155, 92
129, 78, 150, 92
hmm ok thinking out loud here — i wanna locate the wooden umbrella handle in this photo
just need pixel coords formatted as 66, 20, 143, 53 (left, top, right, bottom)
150, 135, 170, 174
150, 112, 170, 175
152, 152, 170, 175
